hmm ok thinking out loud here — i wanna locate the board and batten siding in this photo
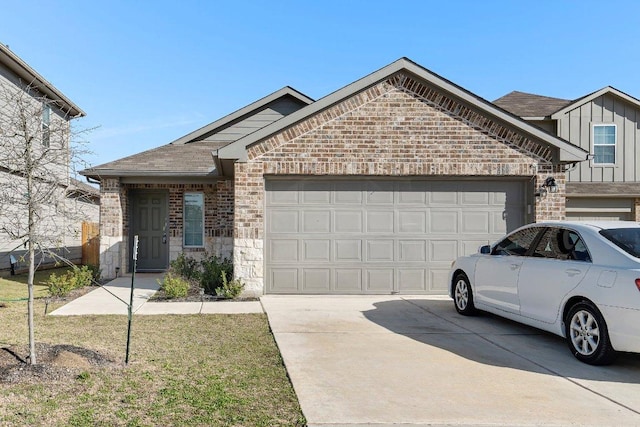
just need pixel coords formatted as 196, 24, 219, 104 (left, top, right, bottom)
201, 97, 307, 143
559, 93, 640, 183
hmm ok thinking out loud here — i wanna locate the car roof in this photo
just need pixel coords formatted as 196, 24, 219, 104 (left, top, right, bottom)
531, 220, 640, 232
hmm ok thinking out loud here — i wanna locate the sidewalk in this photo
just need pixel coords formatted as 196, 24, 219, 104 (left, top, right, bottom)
48, 273, 263, 316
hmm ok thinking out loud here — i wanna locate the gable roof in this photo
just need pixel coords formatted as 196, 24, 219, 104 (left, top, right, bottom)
551, 86, 640, 119
170, 86, 313, 145
218, 57, 588, 164
81, 86, 312, 179
493, 91, 572, 119
0, 44, 85, 117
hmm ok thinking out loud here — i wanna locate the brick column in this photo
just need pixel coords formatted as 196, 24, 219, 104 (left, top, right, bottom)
99, 178, 125, 279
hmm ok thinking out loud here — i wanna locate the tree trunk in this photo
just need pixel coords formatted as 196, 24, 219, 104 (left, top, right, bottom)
27, 240, 36, 365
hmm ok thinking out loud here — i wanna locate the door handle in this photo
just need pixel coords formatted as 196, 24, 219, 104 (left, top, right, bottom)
510, 263, 521, 270
566, 268, 582, 277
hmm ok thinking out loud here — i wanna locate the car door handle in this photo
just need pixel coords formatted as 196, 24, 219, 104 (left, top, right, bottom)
510, 263, 521, 270
565, 268, 582, 277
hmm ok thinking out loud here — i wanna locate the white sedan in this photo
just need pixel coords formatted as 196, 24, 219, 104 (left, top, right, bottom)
449, 221, 640, 365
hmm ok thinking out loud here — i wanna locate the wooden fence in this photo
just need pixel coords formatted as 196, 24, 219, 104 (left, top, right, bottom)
81, 221, 100, 266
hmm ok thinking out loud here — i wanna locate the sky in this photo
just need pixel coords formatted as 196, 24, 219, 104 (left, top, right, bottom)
2, 0, 640, 172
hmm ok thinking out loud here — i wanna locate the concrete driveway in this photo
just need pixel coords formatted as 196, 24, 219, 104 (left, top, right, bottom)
261, 295, 640, 427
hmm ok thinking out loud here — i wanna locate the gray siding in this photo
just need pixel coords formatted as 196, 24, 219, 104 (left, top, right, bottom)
559, 93, 640, 183
202, 97, 306, 143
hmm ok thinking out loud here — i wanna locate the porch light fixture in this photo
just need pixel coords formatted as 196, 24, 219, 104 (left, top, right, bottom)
535, 176, 558, 202
542, 176, 559, 193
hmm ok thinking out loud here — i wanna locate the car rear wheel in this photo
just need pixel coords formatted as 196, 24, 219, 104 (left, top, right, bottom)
453, 273, 476, 315
565, 301, 616, 365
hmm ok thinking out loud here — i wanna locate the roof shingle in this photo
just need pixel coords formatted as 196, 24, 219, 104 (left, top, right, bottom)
493, 91, 572, 118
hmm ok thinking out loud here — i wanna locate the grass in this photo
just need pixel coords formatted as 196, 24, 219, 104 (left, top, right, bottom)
0, 273, 306, 426
0, 267, 73, 300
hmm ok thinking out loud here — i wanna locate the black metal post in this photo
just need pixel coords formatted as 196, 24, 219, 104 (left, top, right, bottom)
125, 235, 138, 364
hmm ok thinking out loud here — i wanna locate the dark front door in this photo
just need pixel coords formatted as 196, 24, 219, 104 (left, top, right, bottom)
130, 191, 169, 271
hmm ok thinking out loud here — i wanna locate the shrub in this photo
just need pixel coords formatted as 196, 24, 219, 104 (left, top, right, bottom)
200, 255, 233, 295
158, 272, 190, 299
84, 264, 102, 284
170, 253, 200, 281
45, 266, 94, 297
216, 271, 244, 299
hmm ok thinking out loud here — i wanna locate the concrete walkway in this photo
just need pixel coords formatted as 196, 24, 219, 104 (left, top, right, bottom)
48, 273, 263, 316
262, 295, 640, 427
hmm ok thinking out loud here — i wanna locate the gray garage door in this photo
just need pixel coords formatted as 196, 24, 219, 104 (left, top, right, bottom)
265, 179, 526, 294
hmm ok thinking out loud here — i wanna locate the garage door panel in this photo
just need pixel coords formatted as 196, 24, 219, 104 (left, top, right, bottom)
335, 269, 362, 291
335, 240, 362, 262
269, 210, 299, 233
303, 240, 330, 262
367, 211, 394, 233
267, 181, 300, 204
397, 182, 427, 204
266, 179, 525, 294
430, 211, 458, 233
461, 211, 490, 233
398, 211, 426, 233
367, 269, 394, 291
301, 182, 331, 203
367, 240, 394, 261
430, 240, 458, 261
334, 182, 363, 204
398, 240, 426, 262
366, 182, 394, 204
270, 240, 299, 262
302, 211, 331, 233
303, 269, 331, 291
491, 211, 508, 234
271, 269, 299, 292
430, 270, 450, 292
335, 211, 363, 233
461, 190, 490, 205
398, 269, 427, 292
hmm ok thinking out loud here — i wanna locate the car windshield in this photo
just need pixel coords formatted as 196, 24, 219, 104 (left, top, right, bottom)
600, 228, 640, 258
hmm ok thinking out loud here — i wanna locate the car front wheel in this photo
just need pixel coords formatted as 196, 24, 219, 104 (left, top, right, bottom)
453, 273, 476, 316
565, 301, 616, 365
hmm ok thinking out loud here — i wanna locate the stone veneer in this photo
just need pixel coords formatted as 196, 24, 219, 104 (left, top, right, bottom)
99, 180, 233, 279
233, 73, 567, 294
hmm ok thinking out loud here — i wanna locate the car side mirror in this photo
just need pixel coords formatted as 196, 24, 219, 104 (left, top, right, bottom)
479, 245, 491, 254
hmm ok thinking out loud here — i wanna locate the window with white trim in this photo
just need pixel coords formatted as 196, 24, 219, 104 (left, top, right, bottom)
184, 192, 204, 247
42, 104, 51, 147
593, 124, 616, 165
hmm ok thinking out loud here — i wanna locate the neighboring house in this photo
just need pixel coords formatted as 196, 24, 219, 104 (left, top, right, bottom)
82, 58, 589, 296
495, 87, 640, 221
0, 44, 95, 273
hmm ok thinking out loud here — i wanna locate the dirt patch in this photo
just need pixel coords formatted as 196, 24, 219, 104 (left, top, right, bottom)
0, 343, 118, 384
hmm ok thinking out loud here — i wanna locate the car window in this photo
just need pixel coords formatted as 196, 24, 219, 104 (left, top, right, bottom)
600, 228, 640, 258
492, 227, 541, 256
532, 228, 591, 262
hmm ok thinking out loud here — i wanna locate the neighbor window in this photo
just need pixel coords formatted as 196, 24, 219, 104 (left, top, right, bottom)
184, 193, 204, 247
593, 124, 616, 164
42, 104, 51, 147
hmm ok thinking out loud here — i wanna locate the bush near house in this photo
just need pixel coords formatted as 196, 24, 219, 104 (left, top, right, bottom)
45, 265, 95, 297
199, 255, 233, 295
162, 253, 242, 299
158, 272, 190, 298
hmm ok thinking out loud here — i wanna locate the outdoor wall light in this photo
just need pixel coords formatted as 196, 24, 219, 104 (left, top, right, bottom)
534, 176, 558, 202
543, 176, 559, 193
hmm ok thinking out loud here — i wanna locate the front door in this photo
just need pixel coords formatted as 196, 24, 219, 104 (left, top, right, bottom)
130, 191, 169, 271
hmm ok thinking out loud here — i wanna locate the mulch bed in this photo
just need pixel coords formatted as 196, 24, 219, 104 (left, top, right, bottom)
0, 343, 118, 384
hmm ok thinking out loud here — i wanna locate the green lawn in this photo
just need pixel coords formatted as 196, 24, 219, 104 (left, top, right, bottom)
0, 275, 305, 426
